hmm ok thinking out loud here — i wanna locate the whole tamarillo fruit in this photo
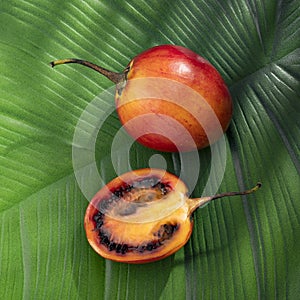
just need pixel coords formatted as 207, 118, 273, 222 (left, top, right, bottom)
51, 45, 232, 152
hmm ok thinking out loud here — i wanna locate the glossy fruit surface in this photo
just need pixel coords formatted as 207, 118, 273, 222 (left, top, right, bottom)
84, 168, 261, 264
51, 45, 232, 152
116, 45, 232, 151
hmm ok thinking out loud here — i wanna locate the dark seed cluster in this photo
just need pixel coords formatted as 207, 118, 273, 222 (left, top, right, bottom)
111, 178, 170, 199
93, 210, 178, 255
99, 230, 129, 254
152, 182, 170, 195
92, 176, 175, 255
97, 177, 171, 215
154, 223, 178, 240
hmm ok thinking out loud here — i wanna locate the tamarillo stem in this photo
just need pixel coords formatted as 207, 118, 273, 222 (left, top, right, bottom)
211, 182, 262, 200
188, 182, 262, 213
50, 58, 124, 84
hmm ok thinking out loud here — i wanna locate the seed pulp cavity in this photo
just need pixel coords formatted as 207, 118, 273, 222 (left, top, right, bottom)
92, 176, 179, 254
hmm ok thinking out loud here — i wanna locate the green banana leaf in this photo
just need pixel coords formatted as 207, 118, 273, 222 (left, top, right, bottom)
1, 0, 299, 299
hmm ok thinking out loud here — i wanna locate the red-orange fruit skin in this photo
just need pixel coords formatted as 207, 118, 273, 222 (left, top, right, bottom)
115, 45, 232, 152
84, 169, 194, 264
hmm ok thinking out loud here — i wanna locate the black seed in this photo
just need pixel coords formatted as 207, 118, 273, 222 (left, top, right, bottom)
146, 243, 154, 251
152, 181, 170, 195
153, 223, 178, 243
121, 244, 128, 254
164, 224, 174, 235
95, 220, 103, 229
155, 182, 164, 189
114, 189, 123, 198
93, 212, 103, 222
125, 185, 132, 192
161, 188, 168, 195
109, 242, 116, 251
101, 236, 110, 246
115, 244, 122, 253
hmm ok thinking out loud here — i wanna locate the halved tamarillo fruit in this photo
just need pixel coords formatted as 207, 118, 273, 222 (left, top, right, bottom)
84, 168, 261, 263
